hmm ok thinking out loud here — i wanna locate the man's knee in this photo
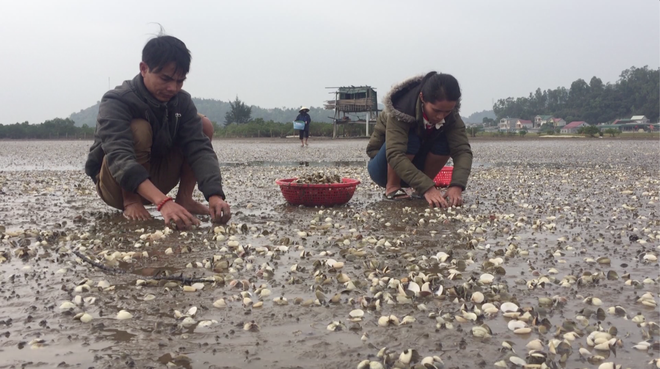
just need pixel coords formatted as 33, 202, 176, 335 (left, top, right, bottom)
130, 119, 153, 152
199, 114, 214, 139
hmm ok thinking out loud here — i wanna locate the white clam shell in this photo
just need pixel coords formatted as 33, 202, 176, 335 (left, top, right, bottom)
349, 309, 364, 318
59, 301, 76, 311
500, 302, 519, 313
198, 320, 216, 328
472, 326, 491, 338
259, 289, 271, 298
400, 315, 416, 325
479, 273, 495, 284
509, 356, 526, 366
508, 320, 527, 331
84, 297, 96, 305
181, 317, 196, 327
471, 291, 485, 303
514, 327, 532, 334
526, 339, 544, 351
116, 310, 133, 320
399, 349, 413, 364
407, 281, 420, 293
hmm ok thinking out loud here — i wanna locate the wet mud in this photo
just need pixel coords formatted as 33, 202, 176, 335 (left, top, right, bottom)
0, 138, 658, 369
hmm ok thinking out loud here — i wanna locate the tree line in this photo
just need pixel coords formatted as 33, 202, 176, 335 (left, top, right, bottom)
493, 66, 659, 123
0, 118, 94, 139
0, 116, 368, 140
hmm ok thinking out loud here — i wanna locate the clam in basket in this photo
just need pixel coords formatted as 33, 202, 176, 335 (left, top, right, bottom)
276, 177, 360, 206
433, 166, 454, 187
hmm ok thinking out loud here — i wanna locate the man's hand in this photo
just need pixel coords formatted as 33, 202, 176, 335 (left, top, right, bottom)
159, 201, 200, 230
423, 187, 449, 208
209, 195, 231, 224
444, 186, 464, 207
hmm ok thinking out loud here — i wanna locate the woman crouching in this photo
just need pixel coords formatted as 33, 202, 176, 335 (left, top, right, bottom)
366, 72, 473, 208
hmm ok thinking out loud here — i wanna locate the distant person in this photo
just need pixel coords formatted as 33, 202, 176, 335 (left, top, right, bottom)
366, 71, 473, 208
296, 107, 311, 147
84, 33, 231, 229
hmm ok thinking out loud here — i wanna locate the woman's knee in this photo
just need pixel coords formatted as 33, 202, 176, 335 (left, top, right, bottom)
367, 144, 389, 187
426, 152, 450, 171
368, 161, 388, 187
427, 152, 449, 161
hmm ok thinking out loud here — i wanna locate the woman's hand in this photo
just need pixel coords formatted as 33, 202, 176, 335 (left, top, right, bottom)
423, 187, 449, 208
444, 186, 464, 207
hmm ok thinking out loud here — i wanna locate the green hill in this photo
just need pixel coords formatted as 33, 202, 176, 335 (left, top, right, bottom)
70, 98, 339, 127
465, 109, 496, 124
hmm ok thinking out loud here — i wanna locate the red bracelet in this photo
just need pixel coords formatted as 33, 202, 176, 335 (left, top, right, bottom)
157, 197, 173, 211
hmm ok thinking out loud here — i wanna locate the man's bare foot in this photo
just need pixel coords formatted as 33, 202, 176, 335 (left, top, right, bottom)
176, 198, 210, 215
124, 202, 152, 220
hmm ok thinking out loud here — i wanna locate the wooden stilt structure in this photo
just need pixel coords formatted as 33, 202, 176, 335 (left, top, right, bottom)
324, 86, 379, 138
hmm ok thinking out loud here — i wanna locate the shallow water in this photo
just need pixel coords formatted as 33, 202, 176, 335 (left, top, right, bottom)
0, 138, 659, 369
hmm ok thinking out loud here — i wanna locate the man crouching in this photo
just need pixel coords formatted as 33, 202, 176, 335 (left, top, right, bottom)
85, 34, 230, 229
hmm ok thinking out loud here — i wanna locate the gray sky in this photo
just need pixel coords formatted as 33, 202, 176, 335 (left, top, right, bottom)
1, 0, 658, 124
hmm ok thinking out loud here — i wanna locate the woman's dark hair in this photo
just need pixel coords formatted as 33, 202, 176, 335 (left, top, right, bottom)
420, 71, 461, 109
142, 35, 191, 75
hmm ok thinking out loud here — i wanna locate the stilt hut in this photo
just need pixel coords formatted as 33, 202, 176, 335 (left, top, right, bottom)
324, 86, 379, 138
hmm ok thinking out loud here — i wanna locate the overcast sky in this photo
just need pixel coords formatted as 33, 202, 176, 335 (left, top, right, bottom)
1, 0, 658, 124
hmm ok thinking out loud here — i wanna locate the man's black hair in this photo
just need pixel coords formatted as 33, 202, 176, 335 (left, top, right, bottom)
142, 35, 191, 75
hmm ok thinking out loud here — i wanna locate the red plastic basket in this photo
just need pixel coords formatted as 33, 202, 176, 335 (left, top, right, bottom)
433, 166, 454, 187
276, 178, 360, 206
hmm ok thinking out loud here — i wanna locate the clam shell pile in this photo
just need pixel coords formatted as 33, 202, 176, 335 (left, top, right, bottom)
0, 139, 658, 368
293, 170, 343, 184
